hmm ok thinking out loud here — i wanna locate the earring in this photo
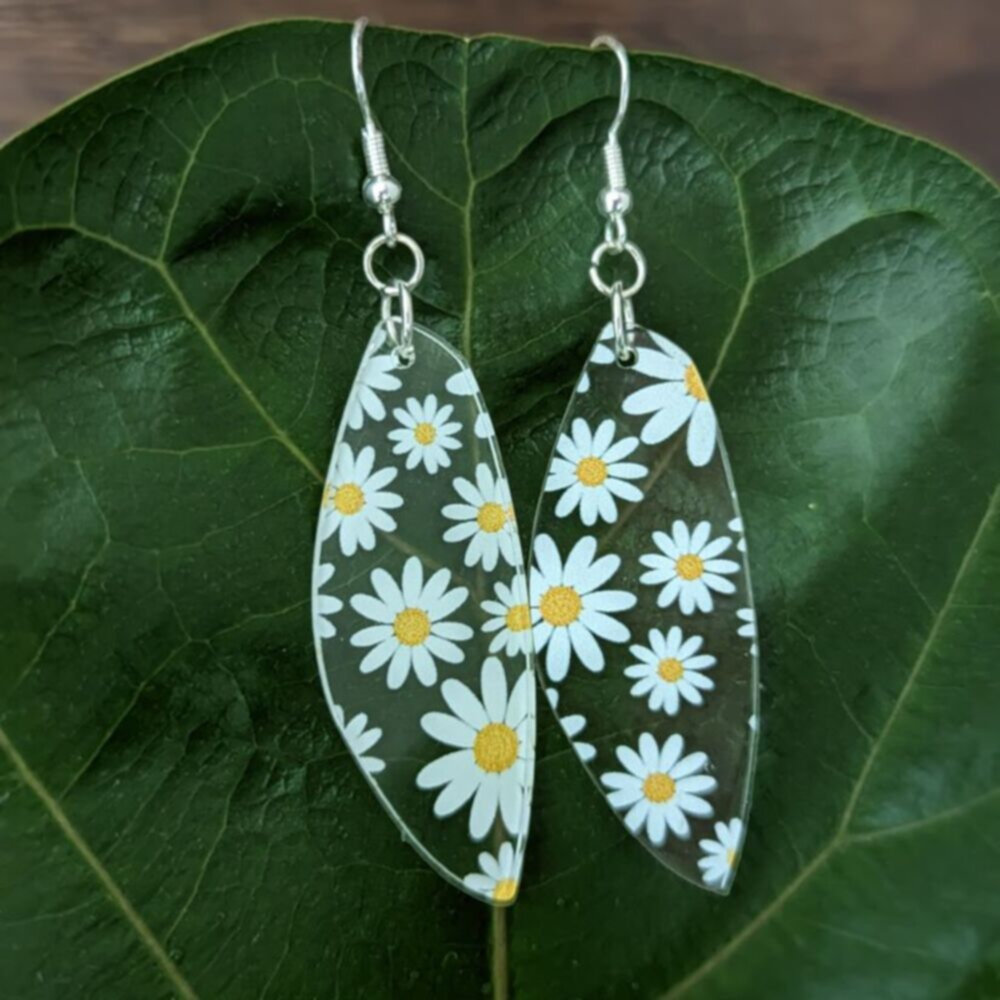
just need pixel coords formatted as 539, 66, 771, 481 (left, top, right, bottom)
528, 36, 759, 893
311, 19, 535, 905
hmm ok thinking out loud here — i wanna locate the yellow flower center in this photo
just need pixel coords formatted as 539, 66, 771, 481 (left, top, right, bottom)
643, 772, 676, 804
726, 848, 737, 867
684, 362, 708, 402
658, 657, 685, 683
413, 421, 437, 445
675, 553, 704, 581
473, 722, 519, 773
392, 607, 431, 646
576, 455, 608, 487
324, 482, 365, 516
492, 878, 518, 903
477, 502, 507, 534
539, 585, 582, 627
505, 603, 531, 633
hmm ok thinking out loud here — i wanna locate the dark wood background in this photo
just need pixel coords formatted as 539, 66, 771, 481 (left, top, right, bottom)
1, 0, 998, 178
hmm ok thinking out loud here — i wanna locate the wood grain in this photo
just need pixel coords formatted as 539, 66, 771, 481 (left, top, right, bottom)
1, 0, 998, 177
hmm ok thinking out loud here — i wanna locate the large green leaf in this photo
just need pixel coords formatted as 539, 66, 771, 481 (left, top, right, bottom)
1, 19, 998, 999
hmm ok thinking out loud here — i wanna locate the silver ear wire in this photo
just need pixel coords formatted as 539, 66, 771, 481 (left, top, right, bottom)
351, 19, 403, 225
588, 35, 646, 363
351, 18, 423, 362
350, 18, 376, 132
591, 35, 632, 224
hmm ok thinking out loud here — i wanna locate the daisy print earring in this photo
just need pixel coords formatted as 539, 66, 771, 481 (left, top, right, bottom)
528, 36, 759, 893
311, 20, 535, 905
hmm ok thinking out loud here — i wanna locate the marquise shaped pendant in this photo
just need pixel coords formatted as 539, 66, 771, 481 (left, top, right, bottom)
311, 323, 536, 905
529, 323, 759, 893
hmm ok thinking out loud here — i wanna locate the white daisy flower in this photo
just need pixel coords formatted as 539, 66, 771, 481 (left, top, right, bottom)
320, 444, 404, 557
349, 556, 473, 689
442, 463, 518, 571
728, 515, 747, 552
463, 841, 521, 905
698, 817, 744, 889
639, 520, 740, 614
544, 417, 647, 526
332, 704, 386, 775
545, 688, 596, 763
748, 714, 759, 733
312, 562, 343, 640
530, 534, 636, 683
577, 324, 616, 393
481, 575, 533, 657
625, 626, 716, 715
416, 657, 532, 840
737, 607, 758, 655
346, 334, 402, 430
622, 332, 717, 466
387, 394, 462, 474
600, 732, 716, 845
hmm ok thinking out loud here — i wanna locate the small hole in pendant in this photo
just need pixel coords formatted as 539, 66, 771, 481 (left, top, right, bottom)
616, 346, 637, 368
393, 348, 415, 370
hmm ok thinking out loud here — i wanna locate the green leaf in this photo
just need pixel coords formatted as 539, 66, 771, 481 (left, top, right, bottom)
1, 19, 998, 999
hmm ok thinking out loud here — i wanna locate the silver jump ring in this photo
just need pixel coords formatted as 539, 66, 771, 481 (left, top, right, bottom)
610, 282, 637, 362
363, 232, 425, 294
589, 239, 646, 298
380, 280, 415, 362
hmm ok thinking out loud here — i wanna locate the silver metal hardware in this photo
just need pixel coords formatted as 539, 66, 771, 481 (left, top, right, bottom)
590, 34, 647, 362
589, 240, 646, 300
380, 279, 416, 364
363, 233, 425, 295
352, 18, 424, 355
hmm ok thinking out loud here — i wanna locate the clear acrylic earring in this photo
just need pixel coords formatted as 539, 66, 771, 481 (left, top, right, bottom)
528, 35, 759, 893
311, 19, 535, 905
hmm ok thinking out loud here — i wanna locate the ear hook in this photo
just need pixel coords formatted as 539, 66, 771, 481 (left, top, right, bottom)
591, 34, 630, 146
351, 18, 423, 360
588, 34, 644, 362
590, 34, 632, 227
351, 18, 377, 133
350, 18, 402, 216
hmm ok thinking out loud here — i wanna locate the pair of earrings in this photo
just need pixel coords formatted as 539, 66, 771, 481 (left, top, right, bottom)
311, 20, 759, 906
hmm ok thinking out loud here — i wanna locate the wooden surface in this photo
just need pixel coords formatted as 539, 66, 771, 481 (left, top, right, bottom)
1, 0, 998, 178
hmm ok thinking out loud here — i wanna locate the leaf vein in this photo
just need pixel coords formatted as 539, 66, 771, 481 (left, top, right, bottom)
3, 223, 323, 484
0, 724, 199, 999
661, 483, 999, 998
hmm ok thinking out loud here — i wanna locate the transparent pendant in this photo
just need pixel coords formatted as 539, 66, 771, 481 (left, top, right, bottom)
311, 323, 535, 906
529, 323, 759, 893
